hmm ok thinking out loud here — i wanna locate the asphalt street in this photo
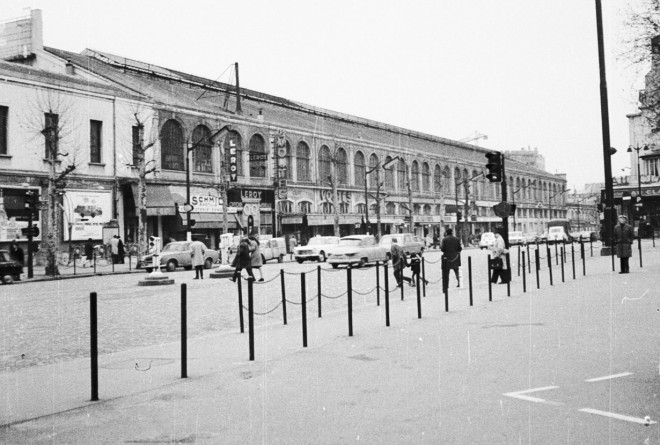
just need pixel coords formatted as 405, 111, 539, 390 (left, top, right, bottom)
1, 241, 659, 444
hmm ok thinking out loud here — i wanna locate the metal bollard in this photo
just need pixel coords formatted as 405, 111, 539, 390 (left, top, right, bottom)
73, 253, 77, 275
535, 249, 540, 289
590, 237, 594, 257
247, 279, 254, 361
571, 243, 576, 280
317, 265, 322, 318
280, 269, 287, 325
181, 283, 188, 376
581, 241, 586, 276
526, 243, 531, 271
554, 242, 559, 266
376, 261, 381, 306
301, 273, 308, 348
416, 270, 422, 318
93, 252, 97, 274
517, 245, 521, 277
90, 292, 99, 401
384, 263, 390, 327
422, 257, 427, 297
560, 247, 565, 283
639, 236, 643, 268
505, 253, 511, 297
468, 256, 473, 306
487, 254, 492, 302
347, 266, 353, 337
237, 275, 244, 333
547, 249, 554, 286
522, 251, 526, 293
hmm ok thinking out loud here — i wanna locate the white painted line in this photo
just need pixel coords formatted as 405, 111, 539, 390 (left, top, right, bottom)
579, 408, 657, 425
585, 372, 633, 383
503, 386, 563, 406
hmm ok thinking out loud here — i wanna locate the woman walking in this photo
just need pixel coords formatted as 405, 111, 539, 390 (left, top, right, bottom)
249, 233, 264, 282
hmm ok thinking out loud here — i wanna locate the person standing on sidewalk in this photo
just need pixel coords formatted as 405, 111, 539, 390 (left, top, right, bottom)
288, 235, 297, 260
248, 233, 264, 282
489, 229, 509, 284
117, 237, 125, 264
440, 228, 462, 288
10, 240, 24, 266
83, 238, 94, 267
110, 235, 119, 264
190, 239, 207, 279
614, 215, 634, 274
391, 242, 412, 287
230, 236, 255, 282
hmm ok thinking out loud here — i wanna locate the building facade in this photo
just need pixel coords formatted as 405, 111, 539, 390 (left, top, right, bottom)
0, 10, 569, 256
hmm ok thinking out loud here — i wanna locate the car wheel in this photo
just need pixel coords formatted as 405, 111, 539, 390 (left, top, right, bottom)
166, 260, 177, 272
204, 258, 213, 269
145, 267, 153, 273
2, 275, 13, 285
296, 258, 304, 264
318, 251, 326, 262
278, 254, 284, 263
331, 263, 339, 269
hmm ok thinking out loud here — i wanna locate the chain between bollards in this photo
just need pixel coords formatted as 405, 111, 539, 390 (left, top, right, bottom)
181, 283, 188, 377
90, 292, 98, 402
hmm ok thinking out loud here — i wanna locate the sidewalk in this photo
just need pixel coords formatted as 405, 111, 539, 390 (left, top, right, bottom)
1, 242, 659, 443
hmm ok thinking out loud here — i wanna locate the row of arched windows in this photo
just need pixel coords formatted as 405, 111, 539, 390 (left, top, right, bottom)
159, 119, 565, 205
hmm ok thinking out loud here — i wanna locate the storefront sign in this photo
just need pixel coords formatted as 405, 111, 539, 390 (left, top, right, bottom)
190, 194, 223, 213
228, 137, 238, 182
227, 188, 274, 210
62, 190, 112, 241
320, 189, 352, 203
0, 187, 42, 242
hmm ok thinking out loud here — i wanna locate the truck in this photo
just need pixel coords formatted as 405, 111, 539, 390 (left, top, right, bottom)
546, 219, 572, 243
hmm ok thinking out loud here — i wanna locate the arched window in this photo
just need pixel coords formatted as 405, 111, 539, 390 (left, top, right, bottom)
278, 200, 293, 213
160, 119, 184, 171
454, 167, 461, 196
423, 204, 431, 216
321, 202, 334, 214
384, 156, 395, 188
472, 169, 481, 199
299, 201, 312, 213
368, 154, 379, 188
192, 125, 213, 173
354, 151, 366, 186
413, 204, 421, 215
296, 141, 310, 182
284, 140, 293, 180
422, 162, 430, 192
336, 147, 348, 185
223, 131, 243, 177
433, 165, 442, 193
386, 202, 395, 215
443, 166, 452, 193
319, 145, 332, 184
248, 134, 266, 178
411, 161, 420, 192
397, 159, 406, 190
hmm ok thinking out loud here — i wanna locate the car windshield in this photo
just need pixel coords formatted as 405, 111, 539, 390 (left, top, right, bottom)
510, 232, 523, 237
482, 233, 494, 239
163, 243, 186, 252
339, 239, 363, 247
380, 237, 398, 244
549, 228, 563, 233
308, 238, 326, 246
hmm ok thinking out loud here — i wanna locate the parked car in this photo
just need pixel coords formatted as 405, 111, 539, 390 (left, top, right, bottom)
294, 236, 340, 263
479, 232, 496, 250
378, 233, 424, 256
574, 231, 598, 242
0, 249, 23, 284
327, 235, 388, 268
524, 233, 538, 244
508, 231, 526, 246
413, 236, 428, 251
138, 241, 219, 272
547, 226, 570, 244
260, 237, 287, 263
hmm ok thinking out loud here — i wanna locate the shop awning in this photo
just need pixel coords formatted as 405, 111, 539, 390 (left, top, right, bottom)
131, 184, 177, 216
190, 212, 232, 229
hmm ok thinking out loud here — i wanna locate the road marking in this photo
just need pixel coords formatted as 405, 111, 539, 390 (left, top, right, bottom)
503, 386, 563, 406
579, 408, 656, 425
621, 290, 649, 304
585, 372, 633, 383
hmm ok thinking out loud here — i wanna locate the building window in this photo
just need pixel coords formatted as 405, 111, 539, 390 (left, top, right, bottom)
284, 140, 293, 180
321, 202, 334, 214
44, 112, 59, 159
645, 158, 659, 176
161, 119, 184, 171
397, 159, 406, 190
319, 145, 332, 184
192, 125, 213, 173
0, 106, 7, 155
411, 161, 420, 192
384, 156, 395, 189
423, 204, 431, 216
339, 202, 349, 213
296, 142, 310, 181
413, 204, 421, 215
249, 134, 267, 178
356, 203, 366, 214
224, 131, 243, 177
89, 120, 102, 163
443, 166, 452, 193
278, 200, 293, 213
422, 163, 430, 192
386, 202, 396, 215
336, 147, 348, 185
368, 154, 379, 188
299, 201, 312, 213
354, 151, 366, 186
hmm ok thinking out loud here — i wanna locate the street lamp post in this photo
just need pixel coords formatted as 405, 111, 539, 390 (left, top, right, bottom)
511, 181, 534, 231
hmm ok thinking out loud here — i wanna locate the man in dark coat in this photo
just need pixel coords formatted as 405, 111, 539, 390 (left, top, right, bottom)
230, 237, 255, 282
10, 240, 24, 266
613, 215, 634, 274
440, 228, 462, 289
83, 238, 94, 267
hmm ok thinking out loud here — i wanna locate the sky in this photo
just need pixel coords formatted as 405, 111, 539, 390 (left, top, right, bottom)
1, 0, 648, 191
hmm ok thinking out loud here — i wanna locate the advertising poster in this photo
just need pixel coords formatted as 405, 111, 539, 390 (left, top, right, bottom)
62, 190, 113, 241
0, 187, 42, 243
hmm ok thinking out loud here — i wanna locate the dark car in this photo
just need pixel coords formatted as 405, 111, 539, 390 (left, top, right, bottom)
0, 249, 23, 284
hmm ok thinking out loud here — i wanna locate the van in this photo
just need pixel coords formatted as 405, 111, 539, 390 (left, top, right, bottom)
547, 226, 569, 243
260, 237, 286, 263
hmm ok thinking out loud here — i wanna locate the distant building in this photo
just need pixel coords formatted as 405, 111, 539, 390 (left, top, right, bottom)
503, 146, 546, 171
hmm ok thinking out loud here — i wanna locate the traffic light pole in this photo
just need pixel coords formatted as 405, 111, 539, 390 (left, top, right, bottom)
501, 156, 509, 248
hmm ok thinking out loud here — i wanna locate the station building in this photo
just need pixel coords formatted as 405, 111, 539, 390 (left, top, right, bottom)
0, 9, 569, 254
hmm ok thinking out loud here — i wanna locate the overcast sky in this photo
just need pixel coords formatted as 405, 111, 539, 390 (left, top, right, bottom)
2, 0, 647, 191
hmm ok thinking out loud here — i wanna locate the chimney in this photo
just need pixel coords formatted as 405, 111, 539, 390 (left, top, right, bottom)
65, 59, 75, 75
257, 108, 264, 122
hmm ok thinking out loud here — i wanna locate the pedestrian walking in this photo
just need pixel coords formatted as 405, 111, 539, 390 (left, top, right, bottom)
289, 235, 297, 260
613, 215, 634, 274
248, 233, 264, 282
83, 238, 94, 267
230, 237, 255, 282
432, 234, 440, 249
190, 239, 206, 279
117, 237, 125, 264
110, 235, 120, 264
489, 229, 509, 284
409, 252, 427, 287
440, 228, 462, 288
9, 240, 24, 266
390, 242, 412, 287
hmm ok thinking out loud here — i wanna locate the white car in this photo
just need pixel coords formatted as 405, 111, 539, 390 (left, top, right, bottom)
294, 236, 340, 263
508, 231, 526, 246
479, 232, 496, 250
327, 235, 388, 269
547, 227, 569, 243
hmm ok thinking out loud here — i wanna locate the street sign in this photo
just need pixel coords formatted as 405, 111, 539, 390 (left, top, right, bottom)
493, 201, 513, 218
178, 204, 194, 213
249, 153, 268, 162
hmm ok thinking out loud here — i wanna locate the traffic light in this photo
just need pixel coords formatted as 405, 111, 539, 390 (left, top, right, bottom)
485, 151, 503, 182
189, 219, 196, 228
24, 193, 39, 211
149, 236, 162, 255
457, 211, 462, 221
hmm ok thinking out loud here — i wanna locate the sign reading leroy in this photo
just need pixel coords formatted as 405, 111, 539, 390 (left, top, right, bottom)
227, 188, 274, 210
228, 136, 238, 182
